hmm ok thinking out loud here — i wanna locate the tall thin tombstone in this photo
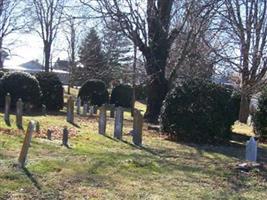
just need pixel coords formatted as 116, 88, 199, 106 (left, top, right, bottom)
4, 93, 11, 125
83, 103, 88, 117
67, 96, 74, 123
76, 97, 81, 115
114, 107, 124, 140
132, 109, 143, 146
18, 121, 35, 167
98, 105, 107, 135
16, 98, 23, 129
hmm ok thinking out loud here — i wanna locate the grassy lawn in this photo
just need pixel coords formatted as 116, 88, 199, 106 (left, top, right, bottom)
0, 93, 267, 199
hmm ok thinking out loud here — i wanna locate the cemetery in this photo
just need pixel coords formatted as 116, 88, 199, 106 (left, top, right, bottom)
1, 0, 267, 199
0, 71, 266, 199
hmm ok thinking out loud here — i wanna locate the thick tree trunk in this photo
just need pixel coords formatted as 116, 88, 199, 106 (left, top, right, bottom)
239, 93, 250, 123
44, 42, 51, 72
145, 73, 168, 123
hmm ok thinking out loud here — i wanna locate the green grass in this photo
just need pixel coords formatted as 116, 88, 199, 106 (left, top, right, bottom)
0, 98, 267, 199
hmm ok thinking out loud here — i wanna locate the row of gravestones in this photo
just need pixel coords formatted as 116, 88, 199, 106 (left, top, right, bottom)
3, 93, 46, 129
66, 96, 143, 146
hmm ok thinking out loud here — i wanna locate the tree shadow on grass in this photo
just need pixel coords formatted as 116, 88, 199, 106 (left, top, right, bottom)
22, 167, 42, 190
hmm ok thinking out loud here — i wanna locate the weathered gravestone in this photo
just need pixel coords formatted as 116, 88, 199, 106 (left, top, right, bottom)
246, 137, 257, 162
110, 104, 115, 118
47, 129, 52, 140
132, 109, 143, 146
76, 97, 81, 115
62, 127, 69, 147
18, 121, 35, 167
4, 93, 11, 126
98, 106, 107, 135
66, 96, 74, 123
83, 103, 88, 116
114, 107, 124, 140
16, 98, 23, 129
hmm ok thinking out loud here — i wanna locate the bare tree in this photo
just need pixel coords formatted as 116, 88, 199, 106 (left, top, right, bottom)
30, 0, 66, 72
80, 0, 219, 123
217, 0, 267, 123
0, 0, 25, 68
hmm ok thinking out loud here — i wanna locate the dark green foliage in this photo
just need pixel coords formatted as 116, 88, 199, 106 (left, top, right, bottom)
35, 72, 64, 111
160, 79, 237, 144
135, 84, 147, 101
1, 72, 41, 108
110, 84, 133, 108
252, 89, 267, 138
78, 79, 109, 106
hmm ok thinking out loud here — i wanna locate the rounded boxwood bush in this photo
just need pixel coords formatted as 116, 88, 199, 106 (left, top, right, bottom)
35, 72, 64, 111
78, 79, 109, 106
160, 79, 237, 144
252, 89, 267, 139
1, 71, 41, 108
110, 84, 133, 108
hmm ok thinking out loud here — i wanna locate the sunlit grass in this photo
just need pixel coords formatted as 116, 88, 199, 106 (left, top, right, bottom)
0, 96, 266, 199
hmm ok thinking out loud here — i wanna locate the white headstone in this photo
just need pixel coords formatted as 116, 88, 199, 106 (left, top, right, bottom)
246, 137, 257, 162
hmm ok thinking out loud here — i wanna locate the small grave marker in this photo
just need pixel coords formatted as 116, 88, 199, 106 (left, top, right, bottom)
47, 129, 52, 140
93, 106, 98, 114
246, 137, 257, 162
42, 104, 47, 116
62, 127, 69, 147
16, 98, 23, 129
114, 107, 124, 140
98, 106, 107, 135
18, 121, 35, 167
89, 106, 94, 116
132, 109, 143, 146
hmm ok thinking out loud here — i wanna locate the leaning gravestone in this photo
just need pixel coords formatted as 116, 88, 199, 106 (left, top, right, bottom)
16, 98, 23, 129
4, 93, 11, 126
83, 103, 88, 117
76, 97, 81, 115
114, 107, 124, 140
246, 137, 257, 162
98, 106, 107, 135
62, 127, 69, 147
132, 109, 143, 146
66, 96, 74, 123
18, 121, 35, 167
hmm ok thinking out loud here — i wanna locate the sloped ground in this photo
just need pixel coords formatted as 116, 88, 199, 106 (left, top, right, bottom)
0, 105, 267, 199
